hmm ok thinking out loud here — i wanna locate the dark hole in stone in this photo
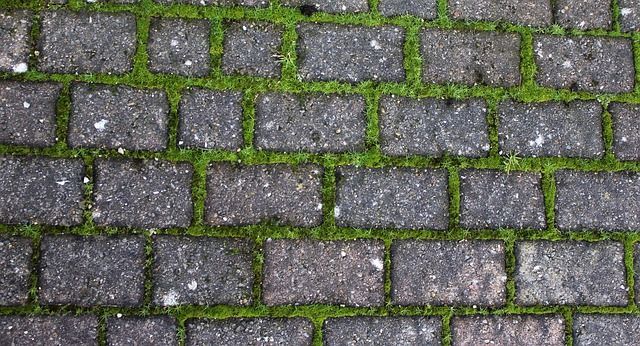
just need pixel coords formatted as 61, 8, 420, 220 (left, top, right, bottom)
300, 4, 318, 16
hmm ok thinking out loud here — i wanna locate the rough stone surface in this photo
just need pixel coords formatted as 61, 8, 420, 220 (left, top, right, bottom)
619, 0, 640, 32
262, 239, 385, 306
148, 18, 211, 77
0, 237, 32, 306
391, 240, 506, 307
205, 163, 323, 227
554, 0, 611, 29
107, 316, 177, 346
254, 92, 367, 153
152, 236, 254, 306
297, 23, 405, 83
186, 318, 313, 345
452, 315, 565, 345
93, 159, 193, 229
39, 235, 146, 307
609, 102, 640, 160
38, 11, 137, 74
379, 0, 437, 19
0, 316, 98, 345
222, 21, 283, 78
0, 81, 62, 147
69, 83, 169, 151
154, 0, 268, 6
448, 0, 552, 26
421, 29, 521, 87
498, 99, 604, 158
515, 241, 627, 306
379, 95, 490, 157
636, 244, 640, 305
574, 314, 640, 345
323, 317, 442, 345
0, 10, 32, 73
534, 35, 634, 93
280, 0, 368, 13
459, 170, 546, 230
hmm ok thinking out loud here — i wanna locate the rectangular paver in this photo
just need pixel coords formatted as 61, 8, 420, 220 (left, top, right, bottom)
554, 0, 612, 29
574, 314, 640, 345
448, 0, 552, 26
186, 318, 313, 345
323, 317, 441, 345
379, 0, 437, 19
0, 237, 32, 306
281, 0, 368, 13
619, 0, 640, 32
636, 244, 640, 305
609, 102, 640, 160
222, 21, 283, 78
0, 10, 32, 73
154, 0, 268, 6
0, 316, 97, 345
107, 316, 177, 346
452, 315, 565, 345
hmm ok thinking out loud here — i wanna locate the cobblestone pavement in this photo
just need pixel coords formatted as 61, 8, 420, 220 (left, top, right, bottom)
1, 0, 640, 345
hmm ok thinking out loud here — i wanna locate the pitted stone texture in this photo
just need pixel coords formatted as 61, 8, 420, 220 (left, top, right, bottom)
93, 159, 193, 229
0, 11, 32, 73
610, 103, 640, 160
636, 244, 640, 304
297, 23, 405, 83
555, 0, 612, 29
281, 0, 368, 13
255, 92, 366, 153
324, 317, 442, 345
448, 0, 552, 26
222, 21, 283, 78
379, 0, 437, 19
186, 318, 313, 345
263, 239, 385, 306
39, 235, 145, 307
0, 157, 84, 226
38, 11, 136, 74
534, 35, 634, 93
460, 170, 546, 230
154, 0, 268, 6
107, 316, 177, 346
148, 18, 210, 77
574, 314, 640, 345
392, 240, 506, 307
0, 81, 62, 147
205, 164, 323, 227
153, 236, 254, 306
421, 29, 521, 87
69, 83, 169, 151
452, 315, 565, 345
620, 0, 640, 32
0, 316, 98, 345
498, 100, 604, 158
515, 241, 627, 306
379, 95, 489, 157
0, 237, 32, 306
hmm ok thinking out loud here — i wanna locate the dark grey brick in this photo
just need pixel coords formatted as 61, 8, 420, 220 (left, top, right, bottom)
254, 92, 366, 153
620, 0, 640, 32
186, 318, 313, 345
0, 156, 84, 226
515, 241, 627, 306
534, 35, 634, 93
297, 23, 405, 83
154, 0, 268, 6
93, 159, 193, 229
222, 21, 283, 78
178, 88, 243, 150
0, 237, 32, 306
0, 10, 32, 73
498, 99, 604, 158
205, 163, 323, 227
0, 81, 62, 147
421, 29, 521, 87
39, 235, 145, 307
555, 0, 611, 30
636, 244, 640, 304
69, 83, 169, 151
0, 316, 98, 346
263, 239, 385, 306
281, 0, 368, 13
610, 102, 640, 160
148, 18, 210, 77
391, 240, 506, 307
448, 0, 552, 26
38, 11, 137, 74
153, 236, 254, 306
324, 317, 442, 345
107, 316, 177, 346
452, 315, 565, 345
379, 95, 489, 157
574, 314, 640, 345
460, 170, 546, 230
379, 0, 437, 19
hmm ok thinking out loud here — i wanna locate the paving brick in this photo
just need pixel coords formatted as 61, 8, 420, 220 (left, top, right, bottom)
254, 92, 366, 153
205, 163, 323, 227
154, 0, 268, 6
515, 241, 627, 306
379, 95, 490, 157
186, 318, 313, 345
620, 0, 640, 32
460, 170, 546, 230
452, 315, 565, 345
0, 316, 98, 345
379, 0, 437, 19
554, 0, 611, 29
0, 81, 62, 147
152, 236, 254, 306
421, 29, 521, 87
38, 11, 136, 74
0, 237, 32, 306
39, 235, 145, 307
262, 239, 385, 306
573, 314, 640, 345
0, 156, 84, 226
498, 99, 604, 158
636, 244, 640, 304
69, 83, 169, 151
281, 0, 368, 13
448, 0, 552, 26
93, 159, 193, 229
0, 10, 32, 73
148, 18, 210, 77
107, 316, 177, 346
391, 240, 506, 307
222, 21, 283, 78
297, 23, 405, 83
534, 35, 634, 93
323, 317, 442, 345
609, 102, 640, 160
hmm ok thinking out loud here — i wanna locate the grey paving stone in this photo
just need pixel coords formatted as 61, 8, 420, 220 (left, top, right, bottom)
254, 92, 367, 153
262, 239, 385, 306
448, 0, 552, 26
610, 102, 640, 160
0, 156, 84, 226
69, 83, 169, 151
636, 244, 640, 304
107, 316, 177, 346
574, 314, 640, 345
154, 0, 268, 6
515, 240, 627, 306
452, 315, 565, 345
297, 23, 405, 83
335, 166, 449, 230
205, 163, 323, 227
153, 236, 254, 306
379, 95, 489, 157
379, 0, 437, 19
459, 170, 546, 230
0, 10, 32, 73
38, 11, 136, 74
498, 99, 604, 158
391, 240, 506, 307
421, 29, 521, 87
620, 0, 640, 32
39, 235, 146, 307
178, 88, 243, 150
0, 81, 62, 147
222, 21, 283, 78
0, 237, 32, 306
323, 317, 442, 345
554, 0, 611, 29
148, 18, 210, 77
534, 35, 634, 93
93, 159, 193, 229
186, 318, 313, 345
281, 0, 368, 13
0, 316, 98, 345
555, 170, 640, 231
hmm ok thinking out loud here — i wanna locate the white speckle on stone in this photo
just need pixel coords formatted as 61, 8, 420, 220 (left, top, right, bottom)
185, 60, 193, 66
528, 133, 545, 148
170, 39, 179, 47
621, 8, 633, 16
369, 258, 384, 271
94, 119, 108, 131
56, 180, 69, 186
22, 101, 30, 109
369, 40, 382, 50
622, 136, 628, 142
12, 63, 28, 73
316, 203, 323, 210
162, 290, 180, 306
83, 177, 90, 184
118, 148, 125, 155
116, 313, 123, 318
334, 206, 341, 217
562, 60, 572, 69
340, 250, 347, 257
187, 280, 198, 291
178, 140, 184, 145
